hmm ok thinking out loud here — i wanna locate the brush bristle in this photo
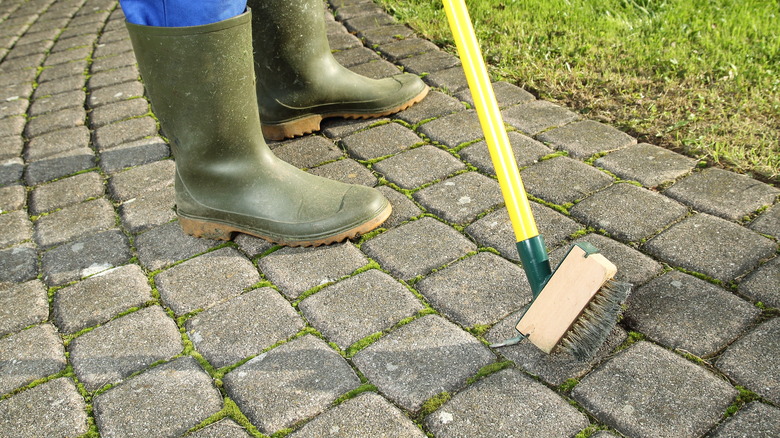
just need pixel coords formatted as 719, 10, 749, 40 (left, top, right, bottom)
557, 280, 632, 361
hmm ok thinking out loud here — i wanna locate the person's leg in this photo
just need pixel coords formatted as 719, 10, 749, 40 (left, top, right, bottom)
119, 0, 246, 27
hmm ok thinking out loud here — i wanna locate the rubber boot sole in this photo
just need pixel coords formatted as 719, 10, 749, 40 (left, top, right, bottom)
261, 86, 429, 140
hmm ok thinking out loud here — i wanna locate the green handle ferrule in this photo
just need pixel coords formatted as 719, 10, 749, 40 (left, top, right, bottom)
516, 235, 552, 298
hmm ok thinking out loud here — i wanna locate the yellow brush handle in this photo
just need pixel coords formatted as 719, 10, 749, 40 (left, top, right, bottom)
442, 0, 538, 242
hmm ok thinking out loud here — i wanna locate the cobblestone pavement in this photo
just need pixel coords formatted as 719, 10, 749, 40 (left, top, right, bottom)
1, 0, 779, 436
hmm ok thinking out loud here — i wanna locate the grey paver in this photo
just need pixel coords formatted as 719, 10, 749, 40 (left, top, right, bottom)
91, 50, 137, 73
398, 50, 461, 75
234, 233, 275, 258
347, 58, 402, 79
392, 89, 464, 126
594, 142, 697, 187
224, 335, 361, 434
69, 306, 183, 391
536, 119, 635, 159
0, 136, 23, 161
93, 116, 158, 150
0, 279, 48, 337
28, 89, 85, 116
0, 184, 25, 212
716, 318, 780, 405
0, 210, 32, 248
86, 65, 139, 90
24, 153, 96, 186
89, 97, 149, 128
376, 185, 422, 228
308, 158, 378, 186
739, 256, 780, 308
709, 402, 780, 438
418, 109, 484, 148
99, 135, 171, 173
455, 81, 536, 109
0, 378, 88, 438
502, 100, 580, 136
37, 59, 87, 82
377, 37, 439, 62
185, 287, 305, 369
29, 170, 105, 214
135, 221, 220, 271
25, 125, 90, 162
413, 171, 504, 224
40, 229, 132, 286
624, 271, 759, 357
33, 198, 116, 248
372, 144, 466, 190
187, 419, 253, 438
353, 315, 495, 411
271, 135, 344, 169
332, 46, 380, 67
87, 80, 145, 108
118, 185, 176, 233
460, 131, 552, 175
327, 30, 363, 50
342, 11, 396, 33
108, 159, 174, 202
425, 368, 589, 438
321, 116, 389, 139
0, 114, 25, 138
93, 356, 223, 438
32, 74, 84, 98
750, 203, 780, 238
358, 23, 415, 46
520, 156, 614, 205
573, 341, 737, 438
0, 323, 67, 395
424, 65, 469, 93
299, 269, 424, 349
0, 244, 38, 284
341, 122, 421, 160
0, 157, 24, 186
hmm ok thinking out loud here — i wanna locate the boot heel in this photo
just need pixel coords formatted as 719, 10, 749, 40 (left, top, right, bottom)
178, 216, 235, 241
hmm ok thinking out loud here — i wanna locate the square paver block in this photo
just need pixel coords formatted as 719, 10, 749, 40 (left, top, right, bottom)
33, 198, 116, 249
750, 203, 780, 238
68, 306, 183, 391
377, 185, 423, 228
415, 252, 532, 327
0, 245, 38, 284
664, 168, 780, 221
341, 122, 422, 160
0, 324, 67, 395
392, 90, 464, 126
289, 392, 426, 438
93, 116, 157, 151
0, 378, 88, 438
155, 247, 260, 315
0, 184, 25, 212
455, 81, 536, 109
135, 221, 221, 271
308, 158, 378, 187
25, 125, 90, 162
521, 156, 614, 205
424, 66, 469, 93
298, 269, 424, 349
460, 131, 552, 175
321, 117, 390, 139
188, 419, 253, 438
372, 144, 466, 190
348, 59, 402, 80
594, 143, 697, 188
41, 229, 133, 286
536, 120, 636, 159
413, 172, 504, 225
502, 100, 580, 136
223, 335, 361, 434
93, 356, 223, 438
644, 213, 777, 282
185, 287, 305, 369
397, 50, 461, 76
352, 315, 495, 411
0, 280, 48, 337
332, 46, 381, 68
118, 185, 176, 233
271, 135, 343, 169
256, 242, 368, 299
360, 217, 477, 280
52, 264, 153, 334
570, 183, 689, 242
0, 210, 32, 248
342, 13, 396, 33
739, 256, 780, 308
624, 271, 760, 357
716, 318, 780, 405
108, 159, 174, 202
709, 402, 780, 438
234, 233, 275, 258
96, 134, 166, 174
418, 110, 484, 148
425, 368, 588, 437
24, 153, 97, 186
572, 341, 737, 438
29, 171, 105, 214
377, 38, 439, 62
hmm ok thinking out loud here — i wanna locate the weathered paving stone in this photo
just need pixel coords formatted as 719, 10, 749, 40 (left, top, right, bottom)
413, 171, 503, 225
299, 269, 424, 349
570, 183, 689, 242
665, 168, 780, 221
342, 12, 396, 33
185, 287, 305, 369
87, 80, 145, 108
361, 217, 477, 280
289, 392, 426, 438
398, 50, 461, 75
416, 252, 531, 327
418, 109, 483, 148
224, 335, 361, 434
377, 37, 439, 62
93, 356, 223, 438
0, 280, 48, 337
460, 131, 552, 175
739, 257, 780, 308
392, 90, 464, 126
537, 119, 635, 159
0, 378, 88, 437
321, 116, 389, 139
376, 185, 422, 228
92, 39, 134, 59
87, 65, 139, 90
119, 185, 176, 233
358, 23, 414, 46
93, 116, 158, 150
25, 125, 90, 162
234, 233, 275, 258
308, 158, 378, 186
0, 184, 25, 212
0, 95, 28, 118
455, 81, 536, 109
0, 136, 23, 161
373, 144, 466, 190
750, 203, 780, 238
24, 153, 96, 186
257, 242, 368, 299
188, 419, 253, 438
0, 157, 24, 186
90, 50, 137, 73
41, 229, 132, 286
327, 30, 362, 50
573, 341, 737, 438
34, 198, 116, 249
0, 324, 67, 395
644, 213, 777, 282
624, 271, 760, 357
332, 46, 381, 68
520, 156, 614, 205
53, 264, 153, 334
0, 244, 38, 284
348, 58, 402, 80
28, 89, 85, 116
717, 318, 780, 405
0, 210, 32, 248
29, 171, 104, 214
156, 247, 260, 316
0, 115, 25, 137
44, 46, 91, 66
33, 74, 84, 98
271, 135, 343, 169
334, 1, 384, 20
353, 315, 495, 411
426, 368, 589, 437
594, 142, 697, 188
89, 97, 149, 128
502, 100, 581, 136
37, 60, 88, 83
99, 136, 171, 173
709, 402, 780, 438
135, 221, 220, 271
341, 122, 421, 160
108, 159, 174, 202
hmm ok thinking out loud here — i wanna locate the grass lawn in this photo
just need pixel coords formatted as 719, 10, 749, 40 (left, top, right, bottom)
374, 0, 779, 184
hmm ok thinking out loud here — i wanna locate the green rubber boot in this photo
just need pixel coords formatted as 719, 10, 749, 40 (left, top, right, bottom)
249, 0, 429, 140
126, 11, 391, 246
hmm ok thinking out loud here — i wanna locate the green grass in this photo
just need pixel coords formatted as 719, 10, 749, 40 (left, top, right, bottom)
375, 0, 780, 183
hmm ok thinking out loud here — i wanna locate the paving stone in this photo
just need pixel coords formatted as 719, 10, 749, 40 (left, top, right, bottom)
373, 144, 465, 190
309, 158, 378, 186
271, 135, 343, 169
0, 244, 38, 284
717, 318, 780, 405
299, 269, 424, 349
393, 90, 464, 126
25, 125, 90, 162
377, 37, 439, 62
93, 356, 223, 438
34, 198, 116, 249
537, 119, 635, 159
257, 242, 368, 299
156, 247, 260, 315
353, 315, 494, 411
187, 419, 253, 438
0, 80, 29, 102
87, 65, 139, 90
625, 271, 760, 357
224, 335, 361, 434
321, 116, 390, 139
135, 221, 220, 271
341, 122, 421, 160
38, 59, 88, 83
644, 213, 777, 282
739, 257, 780, 308
53, 264, 153, 334
502, 100, 581, 136
750, 203, 780, 238
709, 402, 780, 438
89, 97, 148, 128
0, 114, 24, 137
0, 378, 88, 438
0, 210, 32, 248
376, 185, 422, 228
460, 131, 552, 175
413, 171, 503, 225
358, 23, 414, 46
398, 50, 461, 75
92, 39, 134, 59
455, 81, 536, 109
342, 12, 396, 33
571, 183, 689, 242
0, 184, 25, 212
93, 116, 158, 151
41, 229, 132, 286
90, 50, 137, 72
28, 89, 85, 116
0, 279, 48, 337
234, 233, 275, 258
327, 30, 363, 50
0, 53, 45, 72
594, 142, 697, 188
119, 185, 176, 233
186, 287, 304, 369
44, 46, 91, 66
332, 46, 381, 67
87, 80, 145, 108
520, 156, 614, 205
425, 368, 588, 437
29, 171, 104, 214
573, 341, 737, 438
424, 65, 469, 93
24, 152, 96, 185
418, 109, 484, 148
665, 168, 780, 221
0, 324, 67, 395
0, 95, 28, 118
108, 159, 174, 201
0, 157, 24, 186
99, 135, 171, 173
347, 58, 403, 79
334, 2, 384, 20
289, 392, 426, 438
0, 135, 23, 161
32, 74, 84, 98
50, 33, 96, 53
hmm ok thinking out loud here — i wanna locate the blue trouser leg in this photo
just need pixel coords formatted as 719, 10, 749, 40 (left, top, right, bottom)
119, 0, 247, 27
